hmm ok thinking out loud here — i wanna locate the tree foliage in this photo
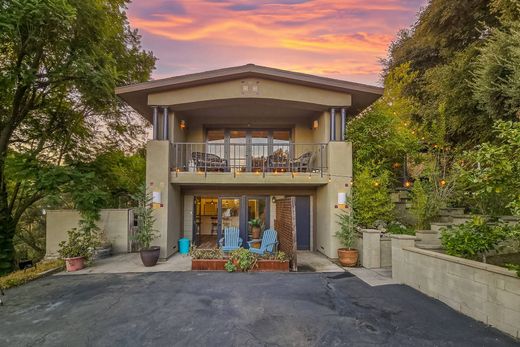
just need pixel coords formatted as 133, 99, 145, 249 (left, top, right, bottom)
0, 0, 155, 274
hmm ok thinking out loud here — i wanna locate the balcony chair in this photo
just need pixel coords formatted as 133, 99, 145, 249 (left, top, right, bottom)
247, 229, 278, 255
192, 152, 229, 172
290, 151, 313, 172
267, 150, 289, 172
219, 227, 243, 252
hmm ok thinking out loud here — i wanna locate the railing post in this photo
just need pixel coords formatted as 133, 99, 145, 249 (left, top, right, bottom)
341, 108, 346, 141
152, 106, 158, 140
320, 144, 324, 177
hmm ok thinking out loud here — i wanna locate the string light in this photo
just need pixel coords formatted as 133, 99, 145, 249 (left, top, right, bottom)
328, 175, 332, 183
404, 180, 412, 188
439, 179, 447, 187
373, 181, 380, 187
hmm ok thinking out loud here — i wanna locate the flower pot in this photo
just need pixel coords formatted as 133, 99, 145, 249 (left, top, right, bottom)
251, 227, 261, 239
337, 248, 359, 267
140, 246, 161, 267
93, 244, 112, 260
65, 256, 85, 272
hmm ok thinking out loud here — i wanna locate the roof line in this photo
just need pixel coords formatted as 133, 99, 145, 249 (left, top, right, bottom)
115, 64, 383, 95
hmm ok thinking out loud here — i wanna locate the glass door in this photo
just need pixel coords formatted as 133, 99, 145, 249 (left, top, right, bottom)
218, 197, 241, 243
246, 197, 269, 243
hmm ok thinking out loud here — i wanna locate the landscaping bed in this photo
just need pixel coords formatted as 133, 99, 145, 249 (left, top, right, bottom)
190, 248, 290, 272
192, 258, 289, 272
0, 259, 64, 290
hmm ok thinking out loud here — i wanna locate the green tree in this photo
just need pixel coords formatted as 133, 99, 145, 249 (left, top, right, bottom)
0, 0, 155, 274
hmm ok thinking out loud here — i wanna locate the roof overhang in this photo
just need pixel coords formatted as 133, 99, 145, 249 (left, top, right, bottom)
116, 64, 383, 122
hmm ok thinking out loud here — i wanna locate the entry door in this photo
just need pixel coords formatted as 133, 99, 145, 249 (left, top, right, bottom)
217, 197, 241, 243
295, 196, 311, 250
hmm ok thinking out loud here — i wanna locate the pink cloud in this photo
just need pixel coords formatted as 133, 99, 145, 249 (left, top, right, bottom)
127, 0, 427, 85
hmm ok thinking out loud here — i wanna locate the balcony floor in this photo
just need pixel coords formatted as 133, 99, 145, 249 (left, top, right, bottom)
170, 171, 328, 186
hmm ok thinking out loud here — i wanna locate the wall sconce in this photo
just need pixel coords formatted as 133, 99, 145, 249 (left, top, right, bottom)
337, 192, 347, 208
312, 120, 319, 130
179, 120, 187, 129
152, 191, 162, 208
271, 196, 276, 204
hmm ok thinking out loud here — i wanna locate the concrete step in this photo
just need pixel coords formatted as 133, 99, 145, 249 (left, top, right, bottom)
439, 207, 465, 216
434, 215, 453, 223
415, 230, 441, 244
430, 222, 453, 232
415, 242, 442, 250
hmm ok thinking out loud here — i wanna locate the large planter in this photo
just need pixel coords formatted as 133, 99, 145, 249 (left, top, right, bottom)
140, 246, 161, 267
65, 256, 85, 272
251, 227, 261, 240
191, 258, 289, 272
338, 248, 359, 267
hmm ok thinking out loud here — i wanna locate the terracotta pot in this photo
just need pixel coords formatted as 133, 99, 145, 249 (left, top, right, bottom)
337, 248, 359, 267
140, 246, 161, 267
251, 227, 261, 239
65, 256, 85, 272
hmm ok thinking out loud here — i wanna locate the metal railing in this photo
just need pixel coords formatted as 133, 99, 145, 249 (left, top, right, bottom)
172, 142, 328, 174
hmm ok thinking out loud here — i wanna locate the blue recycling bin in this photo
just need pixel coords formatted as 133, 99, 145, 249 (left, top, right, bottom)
179, 238, 190, 254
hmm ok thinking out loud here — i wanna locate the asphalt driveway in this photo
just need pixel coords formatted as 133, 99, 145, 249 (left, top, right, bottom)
0, 272, 517, 346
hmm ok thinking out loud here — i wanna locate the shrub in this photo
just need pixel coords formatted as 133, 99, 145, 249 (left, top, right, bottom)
352, 167, 395, 228
58, 228, 98, 260
335, 211, 357, 249
0, 259, 64, 289
131, 184, 158, 250
440, 217, 509, 261
225, 248, 257, 272
189, 247, 224, 259
386, 222, 415, 235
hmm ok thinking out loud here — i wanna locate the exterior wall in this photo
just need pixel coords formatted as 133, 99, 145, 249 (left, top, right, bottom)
148, 78, 352, 108
146, 141, 182, 259
183, 195, 194, 240
315, 141, 352, 258
46, 209, 132, 257
391, 236, 520, 338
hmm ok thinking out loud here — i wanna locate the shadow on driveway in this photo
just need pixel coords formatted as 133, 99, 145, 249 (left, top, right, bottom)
0, 272, 517, 346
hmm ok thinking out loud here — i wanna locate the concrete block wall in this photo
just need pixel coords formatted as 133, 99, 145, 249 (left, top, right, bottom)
360, 229, 392, 268
46, 209, 132, 257
391, 236, 520, 338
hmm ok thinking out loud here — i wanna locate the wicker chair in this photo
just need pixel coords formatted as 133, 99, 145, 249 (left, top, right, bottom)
191, 152, 229, 172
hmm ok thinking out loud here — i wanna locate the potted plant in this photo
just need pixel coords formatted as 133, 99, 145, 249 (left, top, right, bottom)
93, 229, 112, 260
335, 211, 359, 267
248, 218, 262, 240
132, 184, 160, 267
58, 228, 97, 272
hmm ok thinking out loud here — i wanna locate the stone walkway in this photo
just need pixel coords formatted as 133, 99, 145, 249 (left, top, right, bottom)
296, 251, 345, 272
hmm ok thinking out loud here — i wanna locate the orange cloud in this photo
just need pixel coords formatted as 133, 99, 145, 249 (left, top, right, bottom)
127, 0, 426, 84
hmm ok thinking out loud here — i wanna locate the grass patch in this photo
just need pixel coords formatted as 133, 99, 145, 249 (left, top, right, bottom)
0, 259, 64, 290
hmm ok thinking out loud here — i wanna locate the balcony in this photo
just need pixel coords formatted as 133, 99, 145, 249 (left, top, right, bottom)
170, 142, 329, 186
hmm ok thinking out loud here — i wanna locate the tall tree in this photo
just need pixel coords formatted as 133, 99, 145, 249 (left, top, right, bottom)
0, 0, 155, 274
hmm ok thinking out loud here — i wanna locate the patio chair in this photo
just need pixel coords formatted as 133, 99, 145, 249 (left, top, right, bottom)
218, 227, 243, 252
192, 152, 229, 172
267, 149, 289, 172
247, 229, 278, 255
290, 151, 313, 172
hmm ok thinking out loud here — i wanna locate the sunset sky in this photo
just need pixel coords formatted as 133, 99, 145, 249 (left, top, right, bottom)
127, 0, 427, 85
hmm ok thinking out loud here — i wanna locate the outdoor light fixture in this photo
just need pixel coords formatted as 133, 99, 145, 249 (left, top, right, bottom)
272, 196, 276, 204
179, 120, 187, 129
337, 192, 347, 208
404, 180, 412, 188
312, 120, 319, 129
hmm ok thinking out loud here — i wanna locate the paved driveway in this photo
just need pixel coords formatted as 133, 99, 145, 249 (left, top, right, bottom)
0, 272, 516, 346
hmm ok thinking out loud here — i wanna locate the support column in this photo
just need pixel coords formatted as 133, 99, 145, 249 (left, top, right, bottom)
152, 106, 158, 140
330, 108, 336, 141
340, 108, 346, 141
162, 106, 169, 141
362, 229, 381, 269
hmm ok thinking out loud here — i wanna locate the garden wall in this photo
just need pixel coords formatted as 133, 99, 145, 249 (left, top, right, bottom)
391, 235, 520, 338
358, 229, 391, 268
46, 209, 134, 257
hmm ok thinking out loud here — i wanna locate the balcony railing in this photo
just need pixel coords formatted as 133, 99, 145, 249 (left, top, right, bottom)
172, 143, 328, 174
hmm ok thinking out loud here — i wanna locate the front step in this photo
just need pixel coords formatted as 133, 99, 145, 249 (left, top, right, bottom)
415, 230, 441, 245
439, 207, 465, 216
430, 222, 453, 232
415, 242, 443, 250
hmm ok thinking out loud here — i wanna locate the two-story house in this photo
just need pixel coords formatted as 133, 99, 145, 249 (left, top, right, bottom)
116, 64, 382, 259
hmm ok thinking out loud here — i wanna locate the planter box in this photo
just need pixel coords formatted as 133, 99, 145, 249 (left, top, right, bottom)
191, 259, 289, 272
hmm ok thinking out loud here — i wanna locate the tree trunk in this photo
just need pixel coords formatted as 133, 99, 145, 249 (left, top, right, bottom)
0, 193, 15, 275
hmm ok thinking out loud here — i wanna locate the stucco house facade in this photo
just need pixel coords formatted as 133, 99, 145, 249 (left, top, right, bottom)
116, 64, 382, 259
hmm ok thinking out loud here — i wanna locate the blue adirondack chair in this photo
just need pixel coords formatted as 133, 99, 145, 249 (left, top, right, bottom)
218, 227, 243, 252
247, 229, 278, 255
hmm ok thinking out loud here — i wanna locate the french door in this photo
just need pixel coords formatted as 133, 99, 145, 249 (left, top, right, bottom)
216, 196, 269, 246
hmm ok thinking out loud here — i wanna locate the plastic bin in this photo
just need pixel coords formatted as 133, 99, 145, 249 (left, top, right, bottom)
179, 238, 190, 254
